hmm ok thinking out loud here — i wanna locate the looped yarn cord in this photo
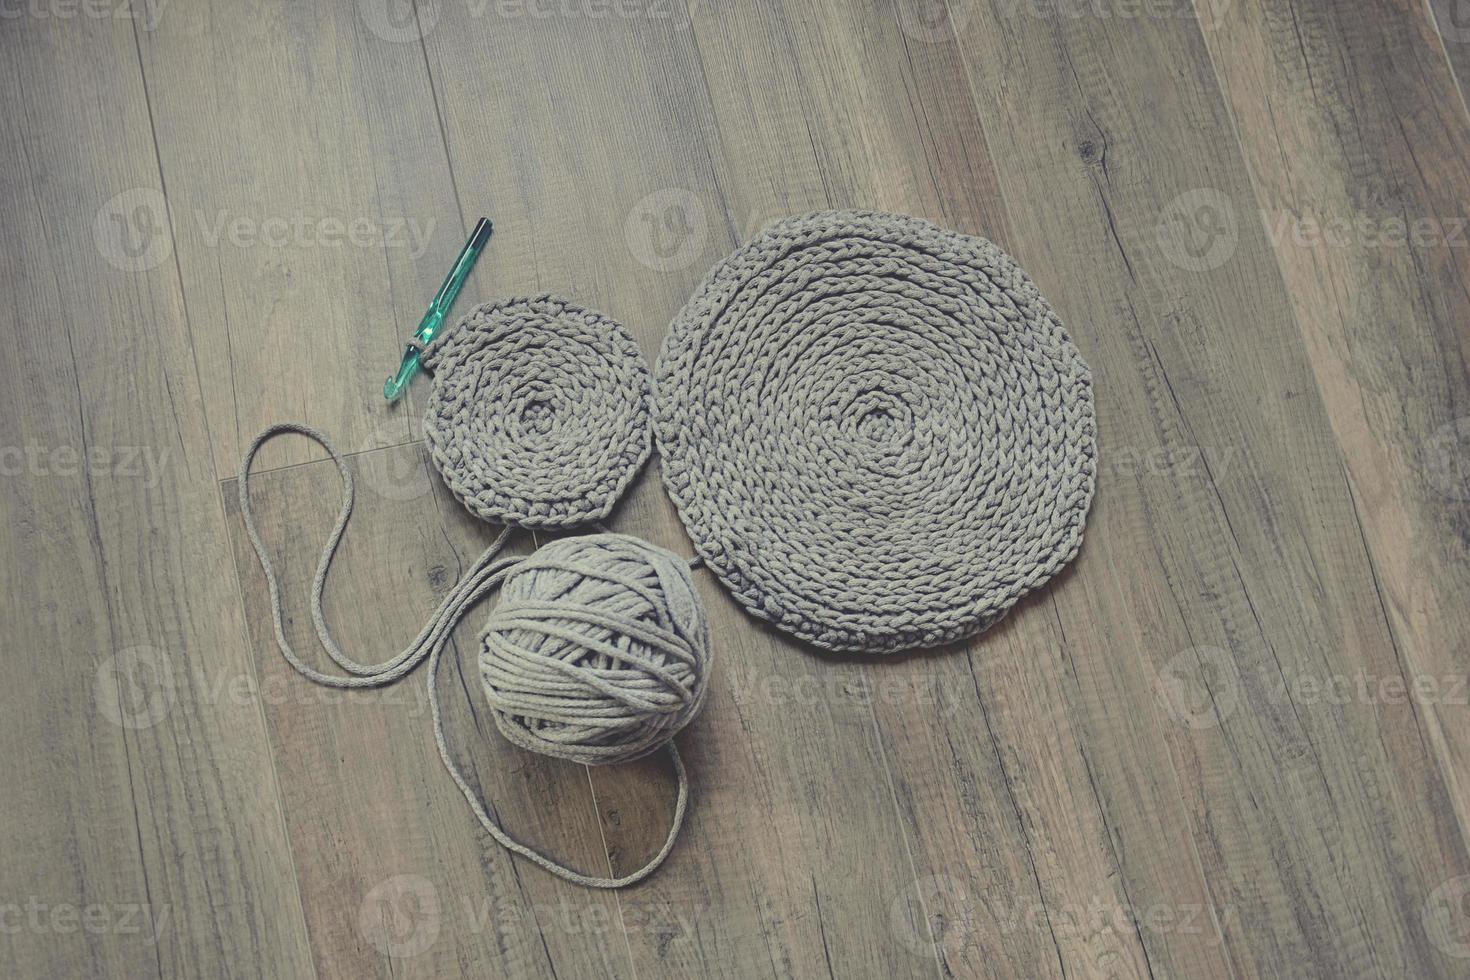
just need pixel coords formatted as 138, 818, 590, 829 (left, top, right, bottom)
654, 210, 1097, 654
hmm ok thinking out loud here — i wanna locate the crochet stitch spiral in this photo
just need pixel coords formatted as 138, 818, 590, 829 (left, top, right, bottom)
654, 210, 1097, 653
422, 295, 652, 528
481, 533, 711, 766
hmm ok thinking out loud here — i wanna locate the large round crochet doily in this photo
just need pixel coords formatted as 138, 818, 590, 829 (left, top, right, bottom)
422, 295, 652, 528
653, 211, 1096, 653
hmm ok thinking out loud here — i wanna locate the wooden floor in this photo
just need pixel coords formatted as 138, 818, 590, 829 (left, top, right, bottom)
4, 0, 1470, 976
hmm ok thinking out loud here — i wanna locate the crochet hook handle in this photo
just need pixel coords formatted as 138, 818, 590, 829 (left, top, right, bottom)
384, 217, 493, 400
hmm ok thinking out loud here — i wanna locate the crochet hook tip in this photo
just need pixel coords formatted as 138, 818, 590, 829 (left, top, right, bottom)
382, 216, 493, 400
470, 217, 493, 248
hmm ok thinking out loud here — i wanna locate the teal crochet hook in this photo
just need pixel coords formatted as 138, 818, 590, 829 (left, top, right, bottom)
384, 217, 493, 400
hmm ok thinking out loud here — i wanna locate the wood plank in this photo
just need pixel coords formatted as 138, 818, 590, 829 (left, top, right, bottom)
943, 0, 1470, 974
1427, 0, 1470, 106
1197, 0, 1470, 967
0, 14, 312, 979
1201, 0, 1470, 815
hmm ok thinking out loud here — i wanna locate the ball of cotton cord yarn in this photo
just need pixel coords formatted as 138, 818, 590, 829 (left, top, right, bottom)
479, 533, 711, 765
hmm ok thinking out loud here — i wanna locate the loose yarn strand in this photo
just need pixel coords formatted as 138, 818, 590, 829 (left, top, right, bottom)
237, 421, 690, 889
428, 637, 690, 889
237, 422, 513, 689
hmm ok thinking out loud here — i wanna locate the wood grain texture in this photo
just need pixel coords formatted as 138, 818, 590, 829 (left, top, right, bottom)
939, 0, 1469, 976
4, 0, 1469, 976
1207, 0, 1470, 943
223, 444, 632, 979
1199, 0, 1470, 846
1429, 0, 1470, 105
0, 11, 313, 979
134, 0, 468, 475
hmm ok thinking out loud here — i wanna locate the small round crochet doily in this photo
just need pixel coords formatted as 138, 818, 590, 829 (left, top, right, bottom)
422, 295, 652, 528
653, 211, 1097, 653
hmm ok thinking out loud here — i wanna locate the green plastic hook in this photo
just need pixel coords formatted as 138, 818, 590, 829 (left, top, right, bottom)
384, 217, 493, 400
